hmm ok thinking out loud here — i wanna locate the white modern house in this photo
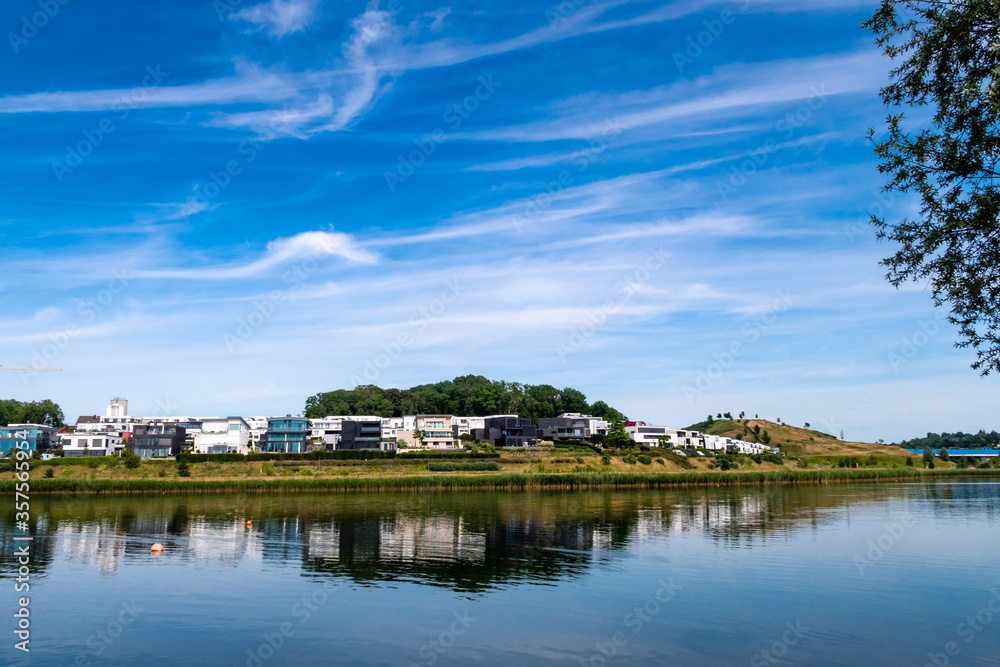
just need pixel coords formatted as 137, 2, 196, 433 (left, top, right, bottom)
657, 428, 705, 449
451, 416, 489, 438
61, 431, 123, 457
193, 417, 251, 454
625, 422, 671, 447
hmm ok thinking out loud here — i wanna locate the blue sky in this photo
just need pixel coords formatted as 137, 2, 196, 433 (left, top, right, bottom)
1, 0, 996, 441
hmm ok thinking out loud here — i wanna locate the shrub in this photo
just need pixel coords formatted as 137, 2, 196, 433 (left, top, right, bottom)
637, 455, 652, 465
427, 462, 501, 472
123, 452, 141, 469
750, 453, 784, 466
44, 468, 54, 478
939, 448, 950, 462
906, 456, 914, 467
262, 462, 275, 476
176, 460, 191, 477
623, 454, 637, 464
601, 455, 611, 466
575, 457, 585, 464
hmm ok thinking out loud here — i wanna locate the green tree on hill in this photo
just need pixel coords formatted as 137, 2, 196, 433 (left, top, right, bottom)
304, 376, 625, 420
923, 446, 935, 469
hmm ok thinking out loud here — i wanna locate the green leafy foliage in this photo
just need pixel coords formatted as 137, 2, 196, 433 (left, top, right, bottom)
865, 1, 1000, 374
895, 430, 1000, 450
0, 399, 65, 427
304, 376, 624, 420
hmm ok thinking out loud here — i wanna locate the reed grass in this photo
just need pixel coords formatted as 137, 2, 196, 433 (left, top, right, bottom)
4, 466, 995, 495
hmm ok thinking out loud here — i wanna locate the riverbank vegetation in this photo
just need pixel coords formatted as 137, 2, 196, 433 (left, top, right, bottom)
2, 460, 997, 494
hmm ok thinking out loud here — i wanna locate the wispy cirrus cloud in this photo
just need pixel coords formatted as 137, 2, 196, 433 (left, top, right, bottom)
133, 230, 377, 280
0, 7, 397, 139
456, 50, 884, 142
231, 0, 319, 38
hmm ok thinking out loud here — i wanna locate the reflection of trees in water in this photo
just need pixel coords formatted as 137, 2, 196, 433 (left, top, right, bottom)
7, 483, 989, 586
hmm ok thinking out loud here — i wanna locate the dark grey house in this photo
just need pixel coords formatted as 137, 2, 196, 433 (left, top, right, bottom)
473, 417, 539, 448
338, 420, 395, 451
537, 416, 592, 441
128, 424, 187, 458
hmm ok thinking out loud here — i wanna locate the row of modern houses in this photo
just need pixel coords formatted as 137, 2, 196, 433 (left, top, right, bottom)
1, 398, 778, 458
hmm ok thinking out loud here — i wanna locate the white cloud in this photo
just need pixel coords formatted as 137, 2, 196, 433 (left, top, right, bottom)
133, 230, 377, 280
231, 0, 319, 38
456, 51, 884, 142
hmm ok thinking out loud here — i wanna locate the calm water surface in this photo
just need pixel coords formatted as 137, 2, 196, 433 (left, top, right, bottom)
3, 482, 1000, 666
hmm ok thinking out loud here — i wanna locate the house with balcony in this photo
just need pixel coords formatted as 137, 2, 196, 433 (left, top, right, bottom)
537, 414, 594, 441
397, 415, 458, 449
193, 417, 250, 455
128, 424, 187, 458
260, 416, 309, 454
339, 419, 396, 450
1, 424, 59, 455
473, 416, 539, 448
624, 422, 672, 447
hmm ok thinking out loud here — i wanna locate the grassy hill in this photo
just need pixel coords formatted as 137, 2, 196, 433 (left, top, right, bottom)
684, 419, 909, 460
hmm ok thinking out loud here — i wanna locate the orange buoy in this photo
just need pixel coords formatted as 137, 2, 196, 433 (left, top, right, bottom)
151, 542, 163, 553
246, 520, 252, 528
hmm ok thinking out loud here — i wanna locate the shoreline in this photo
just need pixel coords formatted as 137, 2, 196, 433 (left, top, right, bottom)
4, 468, 999, 495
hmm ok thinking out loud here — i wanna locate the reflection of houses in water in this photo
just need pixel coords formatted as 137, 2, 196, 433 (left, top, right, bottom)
379, 515, 486, 563
258, 517, 307, 563
187, 518, 261, 564
56, 522, 126, 573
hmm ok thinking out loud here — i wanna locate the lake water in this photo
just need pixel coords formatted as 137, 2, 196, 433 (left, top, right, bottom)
3, 482, 1000, 666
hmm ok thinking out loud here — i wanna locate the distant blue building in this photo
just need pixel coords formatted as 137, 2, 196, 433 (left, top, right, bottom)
262, 416, 309, 453
0, 424, 58, 455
